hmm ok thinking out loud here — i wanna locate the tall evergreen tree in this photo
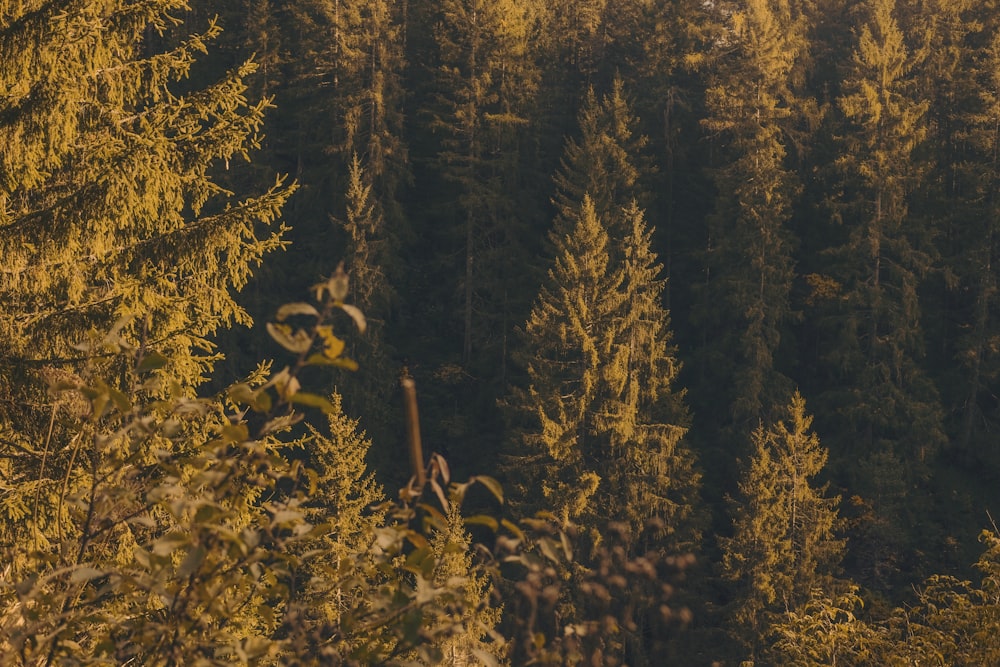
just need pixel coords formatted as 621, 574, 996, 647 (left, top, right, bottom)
503, 196, 625, 528
551, 77, 652, 243
504, 196, 699, 548
420, 0, 541, 369
334, 155, 401, 476
721, 391, 844, 661
503, 192, 698, 663
0, 0, 294, 597
825, 0, 944, 508
695, 0, 812, 436
0, 2, 292, 403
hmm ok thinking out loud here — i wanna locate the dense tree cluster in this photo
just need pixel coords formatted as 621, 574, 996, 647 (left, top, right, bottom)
3, 0, 1000, 664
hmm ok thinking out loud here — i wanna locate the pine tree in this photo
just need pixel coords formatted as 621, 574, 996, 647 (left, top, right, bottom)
551, 77, 652, 243
0, 0, 292, 565
721, 391, 844, 660
0, 2, 292, 388
695, 0, 812, 436
503, 196, 624, 528
503, 191, 698, 663
292, 394, 386, 623
430, 502, 506, 666
302, 392, 386, 611
815, 0, 944, 558
881, 532, 1000, 666
503, 198, 698, 551
603, 202, 700, 555
219, 0, 410, 472
335, 155, 401, 476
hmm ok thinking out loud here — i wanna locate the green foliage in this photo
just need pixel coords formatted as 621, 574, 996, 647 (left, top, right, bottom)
766, 586, 888, 666
721, 391, 845, 658
0, 0, 294, 389
767, 529, 1000, 666
551, 77, 653, 242
429, 501, 506, 665
0, 281, 504, 664
695, 0, 810, 432
10, 0, 1000, 660
504, 133, 699, 662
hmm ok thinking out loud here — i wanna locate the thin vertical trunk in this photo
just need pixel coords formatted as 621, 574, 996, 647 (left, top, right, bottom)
464, 210, 474, 364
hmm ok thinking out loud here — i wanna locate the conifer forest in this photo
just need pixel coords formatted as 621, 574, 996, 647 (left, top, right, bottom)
5, 0, 1000, 664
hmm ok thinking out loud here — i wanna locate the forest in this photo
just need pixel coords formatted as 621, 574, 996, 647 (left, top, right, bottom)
2, 0, 1000, 664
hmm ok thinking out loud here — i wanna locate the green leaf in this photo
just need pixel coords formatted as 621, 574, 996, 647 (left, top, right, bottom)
90, 393, 110, 421
221, 423, 249, 443
305, 353, 359, 370
107, 385, 131, 413
472, 475, 504, 504
404, 547, 435, 578
137, 351, 169, 372
328, 268, 350, 301
70, 566, 104, 583
152, 532, 189, 556
560, 530, 574, 563
266, 322, 312, 354
177, 546, 207, 578
316, 325, 346, 358
465, 514, 499, 532
338, 303, 367, 333
537, 536, 560, 563
429, 478, 449, 511
418, 504, 447, 532
227, 383, 255, 405
329, 356, 359, 371
275, 302, 319, 321
289, 392, 337, 412
272, 509, 303, 525
252, 390, 273, 413
501, 519, 525, 542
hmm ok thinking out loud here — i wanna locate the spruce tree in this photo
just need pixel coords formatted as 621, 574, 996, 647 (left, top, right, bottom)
335, 155, 401, 478
603, 202, 700, 555
503, 191, 698, 663
0, 2, 292, 387
505, 200, 698, 546
695, 0, 812, 437
551, 77, 652, 243
430, 502, 506, 666
811, 0, 944, 586
503, 196, 625, 529
721, 391, 844, 660
0, 1, 293, 563
301, 392, 386, 620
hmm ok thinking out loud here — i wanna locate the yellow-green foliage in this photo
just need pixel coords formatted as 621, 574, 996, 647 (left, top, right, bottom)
430, 502, 506, 666
721, 391, 844, 656
0, 0, 294, 389
699, 0, 808, 428
767, 530, 1000, 666
505, 81, 698, 561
